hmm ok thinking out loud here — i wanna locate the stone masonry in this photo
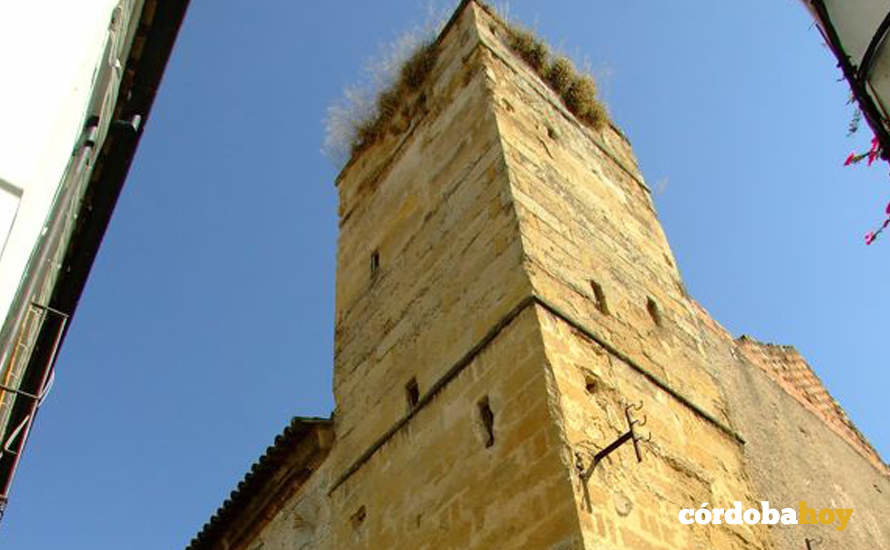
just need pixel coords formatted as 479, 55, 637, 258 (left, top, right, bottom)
187, 2, 890, 548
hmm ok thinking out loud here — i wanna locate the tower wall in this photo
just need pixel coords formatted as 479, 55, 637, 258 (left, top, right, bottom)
330, 0, 531, 481
194, 3, 890, 549
329, 306, 584, 548
477, 5, 773, 548
326, 3, 582, 547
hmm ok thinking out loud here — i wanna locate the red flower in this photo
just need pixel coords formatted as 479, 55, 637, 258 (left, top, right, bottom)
844, 153, 857, 166
866, 231, 876, 245
886, 200, 890, 215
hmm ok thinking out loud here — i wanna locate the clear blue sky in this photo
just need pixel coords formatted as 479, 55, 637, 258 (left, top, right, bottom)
3, 1, 888, 548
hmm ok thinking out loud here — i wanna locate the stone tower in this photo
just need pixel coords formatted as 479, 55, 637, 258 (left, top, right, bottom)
187, 2, 890, 548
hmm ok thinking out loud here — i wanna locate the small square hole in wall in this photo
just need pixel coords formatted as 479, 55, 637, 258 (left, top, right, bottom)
547, 124, 558, 140
590, 280, 609, 315
350, 505, 366, 530
646, 296, 662, 327
405, 377, 419, 410
370, 250, 380, 279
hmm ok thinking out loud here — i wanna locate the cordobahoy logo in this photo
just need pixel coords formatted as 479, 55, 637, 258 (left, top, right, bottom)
678, 501, 853, 531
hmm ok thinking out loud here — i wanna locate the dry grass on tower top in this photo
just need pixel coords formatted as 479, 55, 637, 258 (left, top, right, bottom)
487, 5, 610, 131
323, 1, 610, 167
351, 40, 440, 157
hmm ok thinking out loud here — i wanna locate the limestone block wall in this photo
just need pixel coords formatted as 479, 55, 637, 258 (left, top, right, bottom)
330, 1, 532, 482
326, 3, 586, 546
476, 5, 731, 432
222, 3, 890, 549
537, 308, 771, 549
327, 306, 583, 548
325, 3, 608, 546
474, 5, 774, 548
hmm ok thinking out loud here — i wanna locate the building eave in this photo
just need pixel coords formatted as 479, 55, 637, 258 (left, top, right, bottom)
186, 416, 334, 550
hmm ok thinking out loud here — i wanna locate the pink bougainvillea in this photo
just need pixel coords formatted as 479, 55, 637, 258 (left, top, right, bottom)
844, 138, 881, 167
863, 201, 890, 246
868, 137, 881, 166
843, 138, 888, 245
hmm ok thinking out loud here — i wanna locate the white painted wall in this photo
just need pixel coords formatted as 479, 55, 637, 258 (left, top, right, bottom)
0, 0, 120, 325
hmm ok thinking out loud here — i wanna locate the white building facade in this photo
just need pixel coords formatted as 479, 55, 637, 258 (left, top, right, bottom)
0, 0, 188, 521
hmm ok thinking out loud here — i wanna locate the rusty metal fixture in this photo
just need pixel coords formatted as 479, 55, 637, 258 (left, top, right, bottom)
576, 400, 651, 482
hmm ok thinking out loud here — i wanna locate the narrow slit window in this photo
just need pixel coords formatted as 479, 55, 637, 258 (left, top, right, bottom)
590, 280, 609, 315
405, 378, 419, 410
478, 396, 495, 448
370, 250, 380, 279
646, 296, 662, 327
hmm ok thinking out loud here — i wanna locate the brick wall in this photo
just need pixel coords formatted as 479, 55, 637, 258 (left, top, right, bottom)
735, 336, 888, 475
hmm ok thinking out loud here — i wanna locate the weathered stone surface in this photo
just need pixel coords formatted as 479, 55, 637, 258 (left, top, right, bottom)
199, 2, 889, 548
692, 302, 890, 549
735, 334, 886, 473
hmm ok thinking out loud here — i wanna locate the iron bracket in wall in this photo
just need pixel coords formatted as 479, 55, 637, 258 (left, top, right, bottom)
575, 401, 650, 482
805, 536, 823, 550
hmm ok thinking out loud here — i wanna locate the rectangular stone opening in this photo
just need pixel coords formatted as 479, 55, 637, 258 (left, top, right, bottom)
350, 505, 366, 530
590, 280, 610, 315
405, 377, 419, 410
478, 396, 495, 448
370, 250, 380, 279
646, 296, 662, 327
